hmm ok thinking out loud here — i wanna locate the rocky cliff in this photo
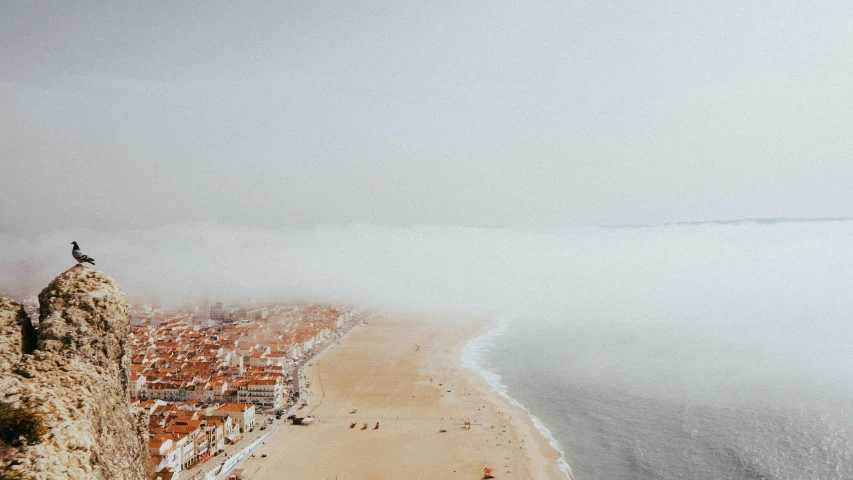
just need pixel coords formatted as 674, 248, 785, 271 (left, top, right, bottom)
0, 265, 149, 480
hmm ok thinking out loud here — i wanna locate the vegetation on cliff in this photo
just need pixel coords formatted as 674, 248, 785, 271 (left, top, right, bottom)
0, 401, 46, 447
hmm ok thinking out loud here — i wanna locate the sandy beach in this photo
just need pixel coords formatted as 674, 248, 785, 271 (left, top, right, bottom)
239, 315, 566, 479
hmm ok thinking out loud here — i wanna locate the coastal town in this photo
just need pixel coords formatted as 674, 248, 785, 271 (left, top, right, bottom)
2, 268, 567, 480
125, 302, 366, 480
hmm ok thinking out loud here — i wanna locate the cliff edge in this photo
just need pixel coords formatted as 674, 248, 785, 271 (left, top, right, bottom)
0, 265, 149, 480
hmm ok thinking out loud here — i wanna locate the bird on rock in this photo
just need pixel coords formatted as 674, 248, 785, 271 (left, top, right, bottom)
71, 241, 96, 266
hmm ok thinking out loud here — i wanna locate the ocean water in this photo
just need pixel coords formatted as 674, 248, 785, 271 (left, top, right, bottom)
462, 221, 853, 480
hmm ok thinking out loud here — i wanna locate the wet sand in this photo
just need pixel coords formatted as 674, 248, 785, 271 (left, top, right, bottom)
241, 315, 565, 479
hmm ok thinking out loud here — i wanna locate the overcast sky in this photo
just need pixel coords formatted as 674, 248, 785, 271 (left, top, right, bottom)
3, 1, 853, 233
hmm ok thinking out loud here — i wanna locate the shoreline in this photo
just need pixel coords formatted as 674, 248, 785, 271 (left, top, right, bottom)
237, 314, 565, 479
460, 318, 575, 479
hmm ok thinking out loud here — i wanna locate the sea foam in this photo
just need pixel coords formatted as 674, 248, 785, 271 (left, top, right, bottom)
461, 314, 575, 480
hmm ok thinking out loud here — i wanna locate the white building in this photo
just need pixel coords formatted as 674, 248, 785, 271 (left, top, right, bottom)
210, 302, 226, 323
287, 344, 302, 360
196, 302, 211, 320
237, 378, 285, 410
210, 403, 256, 434
150, 434, 182, 477
130, 374, 146, 398
144, 382, 187, 402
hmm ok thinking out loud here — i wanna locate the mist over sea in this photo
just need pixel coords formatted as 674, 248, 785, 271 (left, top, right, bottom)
461, 220, 853, 479
3, 219, 852, 478
465, 306, 853, 479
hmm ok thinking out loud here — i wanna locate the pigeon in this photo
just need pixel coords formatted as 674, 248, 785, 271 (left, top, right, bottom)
71, 241, 96, 266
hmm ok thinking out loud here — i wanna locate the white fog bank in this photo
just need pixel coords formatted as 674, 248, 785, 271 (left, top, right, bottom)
2, 220, 852, 411
3, 221, 853, 314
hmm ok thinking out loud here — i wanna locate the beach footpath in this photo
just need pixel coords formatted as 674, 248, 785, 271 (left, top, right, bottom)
237, 315, 565, 479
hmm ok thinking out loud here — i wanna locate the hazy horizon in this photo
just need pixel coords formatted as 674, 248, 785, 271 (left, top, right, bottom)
2, 218, 852, 309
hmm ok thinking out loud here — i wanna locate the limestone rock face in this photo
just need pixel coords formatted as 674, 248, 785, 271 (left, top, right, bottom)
0, 297, 36, 371
0, 265, 149, 480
